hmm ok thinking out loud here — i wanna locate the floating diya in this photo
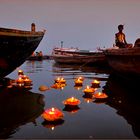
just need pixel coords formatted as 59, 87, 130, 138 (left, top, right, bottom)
51, 83, 66, 90
74, 78, 83, 86
83, 85, 95, 94
18, 69, 24, 76
24, 78, 32, 86
94, 92, 108, 99
55, 77, 66, 84
91, 79, 100, 88
63, 97, 81, 107
42, 107, 64, 121
54, 77, 60, 83
76, 76, 84, 81
16, 77, 24, 86
21, 74, 29, 80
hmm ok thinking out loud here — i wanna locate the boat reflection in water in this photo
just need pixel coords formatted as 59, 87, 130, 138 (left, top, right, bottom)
25, 60, 46, 74
52, 62, 111, 77
103, 74, 140, 138
0, 78, 45, 139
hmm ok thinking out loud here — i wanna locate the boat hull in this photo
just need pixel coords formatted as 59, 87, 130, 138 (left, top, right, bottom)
27, 55, 51, 61
104, 47, 140, 77
52, 53, 107, 65
0, 31, 44, 78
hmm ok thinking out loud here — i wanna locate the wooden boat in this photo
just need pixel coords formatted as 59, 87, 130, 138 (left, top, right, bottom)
27, 55, 51, 61
52, 47, 103, 56
0, 23, 45, 78
52, 47, 78, 55
52, 47, 107, 65
103, 47, 140, 77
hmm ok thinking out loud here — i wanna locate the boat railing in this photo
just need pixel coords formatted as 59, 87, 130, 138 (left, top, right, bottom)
0, 27, 45, 36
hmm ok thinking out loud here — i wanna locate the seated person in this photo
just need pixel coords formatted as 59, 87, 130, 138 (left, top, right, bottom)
115, 24, 127, 48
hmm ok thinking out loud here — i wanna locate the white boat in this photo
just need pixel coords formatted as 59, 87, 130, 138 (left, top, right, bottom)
52, 47, 102, 56
52, 47, 107, 65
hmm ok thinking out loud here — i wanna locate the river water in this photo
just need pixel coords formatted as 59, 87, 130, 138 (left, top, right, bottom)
0, 0, 140, 139
0, 59, 138, 139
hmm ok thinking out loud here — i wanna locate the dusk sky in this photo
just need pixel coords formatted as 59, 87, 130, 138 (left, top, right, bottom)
0, 0, 140, 53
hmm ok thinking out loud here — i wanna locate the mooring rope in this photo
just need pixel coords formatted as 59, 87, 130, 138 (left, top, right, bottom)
79, 58, 93, 70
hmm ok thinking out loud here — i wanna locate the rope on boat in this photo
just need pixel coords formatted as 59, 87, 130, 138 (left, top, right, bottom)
79, 58, 94, 69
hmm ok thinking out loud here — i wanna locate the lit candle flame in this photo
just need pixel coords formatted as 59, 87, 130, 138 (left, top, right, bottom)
93, 80, 100, 84
87, 100, 90, 103
18, 69, 24, 75
52, 107, 55, 112
17, 77, 24, 83
77, 87, 80, 90
71, 97, 74, 101
79, 76, 84, 81
19, 77, 22, 80
18, 70, 23, 73
94, 88, 97, 91
25, 78, 29, 81
49, 108, 55, 115
57, 77, 60, 80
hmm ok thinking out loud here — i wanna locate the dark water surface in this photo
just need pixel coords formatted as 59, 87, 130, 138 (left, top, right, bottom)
0, 60, 139, 139
1, 1, 140, 139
